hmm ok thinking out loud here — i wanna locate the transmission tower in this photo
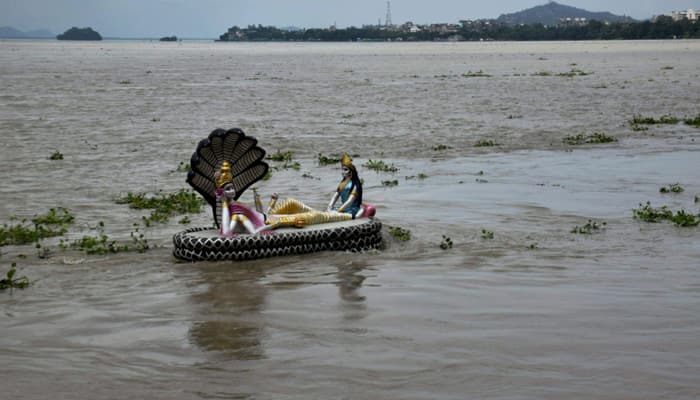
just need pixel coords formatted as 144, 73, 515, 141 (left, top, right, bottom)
385, 1, 392, 27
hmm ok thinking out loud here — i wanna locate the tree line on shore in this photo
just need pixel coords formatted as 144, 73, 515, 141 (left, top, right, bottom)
220, 17, 700, 42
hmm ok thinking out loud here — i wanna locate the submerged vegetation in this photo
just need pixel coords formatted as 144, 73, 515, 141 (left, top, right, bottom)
481, 229, 494, 240
317, 153, 343, 166
462, 70, 491, 78
68, 222, 149, 254
557, 69, 592, 77
432, 144, 452, 151
267, 150, 294, 162
684, 114, 700, 128
440, 235, 453, 250
115, 189, 204, 226
49, 151, 64, 160
0, 264, 30, 291
571, 220, 606, 234
1, 208, 74, 246
176, 161, 190, 172
630, 114, 680, 125
474, 140, 499, 147
629, 113, 700, 130
387, 225, 411, 241
563, 132, 617, 145
660, 183, 684, 194
633, 202, 700, 227
266, 150, 300, 171
364, 159, 399, 173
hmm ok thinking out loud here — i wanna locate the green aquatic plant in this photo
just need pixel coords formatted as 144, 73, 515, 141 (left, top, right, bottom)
532, 71, 552, 76
267, 150, 294, 162
71, 234, 128, 255
633, 202, 673, 222
129, 224, 149, 252
301, 173, 319, 180
317, 153, 343, 166
462, 70, 491, 78
0, 264, 30, 291
571, 220, 606, 234
405, 173, 428, 180
669, 210, 699, 227
49, 151, 64, 160
141, 210, 169, 227
474, 140, 499, 147
387, 225, 411, 241
631, 201, 698, 226
31, 208, 75, 226
558, 69, 592, 77
659, 183, 684, 194
176, 161, 190, 172
70, 222, 148, 254
178, 216, 191, 224
563, 132, 617, 145
364, 159, 398, 173
432, 144, 452, 151
271, 160, 301, 171
0, 224, 66, 246
382, 180, 399, 187
630, 114, 680, 125
440, 235, 453, 250
481, 229, 494, 240
71, 222, 128, 255
684, 114, 700, 128
0, 208, 74, 246
660, 66, 674, 70
630, 123, 649, 132
115, 189, 204, 225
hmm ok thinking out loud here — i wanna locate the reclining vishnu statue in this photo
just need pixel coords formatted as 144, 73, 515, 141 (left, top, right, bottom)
187, 128, 375, 237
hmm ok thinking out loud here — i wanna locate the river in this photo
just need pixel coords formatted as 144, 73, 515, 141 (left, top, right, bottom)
1, 39, 699, 399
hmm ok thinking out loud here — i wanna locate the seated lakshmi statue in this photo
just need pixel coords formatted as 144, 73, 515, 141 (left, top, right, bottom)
326, 153, 367, 218
265, 153, 375, 224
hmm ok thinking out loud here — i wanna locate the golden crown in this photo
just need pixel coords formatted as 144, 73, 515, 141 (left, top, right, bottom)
341, 153, 354, 168
216, 160, 233, 188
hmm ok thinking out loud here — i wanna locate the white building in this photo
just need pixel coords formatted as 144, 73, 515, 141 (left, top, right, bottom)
668, 9, 698, 21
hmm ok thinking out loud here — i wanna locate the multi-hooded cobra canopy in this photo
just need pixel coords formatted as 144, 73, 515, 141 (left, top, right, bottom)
186, 128, 269, 228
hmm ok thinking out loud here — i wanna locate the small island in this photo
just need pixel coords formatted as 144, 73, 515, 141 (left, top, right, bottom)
57, 27, 102, 41
159, 36, 178, 42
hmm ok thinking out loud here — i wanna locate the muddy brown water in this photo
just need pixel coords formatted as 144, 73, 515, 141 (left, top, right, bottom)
1, 39, 699, 399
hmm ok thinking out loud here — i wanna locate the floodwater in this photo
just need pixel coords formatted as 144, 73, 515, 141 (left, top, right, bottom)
1, 39, 699, 399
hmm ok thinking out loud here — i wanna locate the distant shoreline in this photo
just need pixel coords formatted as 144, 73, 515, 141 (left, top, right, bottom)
2, 37, 700, 43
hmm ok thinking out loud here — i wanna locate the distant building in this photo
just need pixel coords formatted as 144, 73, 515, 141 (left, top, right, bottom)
399, 21, 422, 33
427, 23, 459, 34
558, 17, 589, 26
654, 9, 698, 22
672, 9, 698, 21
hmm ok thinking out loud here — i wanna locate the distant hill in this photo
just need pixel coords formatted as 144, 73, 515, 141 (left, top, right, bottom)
497, 1, 634, 26
57, 27, 102, 41
0, 26, 54, 38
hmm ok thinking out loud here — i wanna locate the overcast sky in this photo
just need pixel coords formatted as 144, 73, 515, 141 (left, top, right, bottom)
1, 0, 698, 38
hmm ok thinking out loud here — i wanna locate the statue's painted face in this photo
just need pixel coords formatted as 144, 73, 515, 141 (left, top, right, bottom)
342, 166, 351, 179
